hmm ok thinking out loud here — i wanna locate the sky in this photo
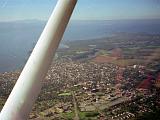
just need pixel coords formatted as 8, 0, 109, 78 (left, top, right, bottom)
0, 0, 160, 21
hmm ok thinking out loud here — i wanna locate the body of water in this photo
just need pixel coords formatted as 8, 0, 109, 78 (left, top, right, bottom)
0, 19, 160, 72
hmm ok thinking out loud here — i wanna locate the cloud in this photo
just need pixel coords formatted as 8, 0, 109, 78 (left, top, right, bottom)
1, 0, 9, 8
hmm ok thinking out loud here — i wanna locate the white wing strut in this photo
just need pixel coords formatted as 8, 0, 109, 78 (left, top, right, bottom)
0, 0, 77, 119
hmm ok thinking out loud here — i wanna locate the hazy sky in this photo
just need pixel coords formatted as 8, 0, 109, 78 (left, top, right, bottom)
0, 0, 160, 21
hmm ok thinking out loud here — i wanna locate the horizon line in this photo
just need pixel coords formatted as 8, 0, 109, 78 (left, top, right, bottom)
0, 18, 160, 23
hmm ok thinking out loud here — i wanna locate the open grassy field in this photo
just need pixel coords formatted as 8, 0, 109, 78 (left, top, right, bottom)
92, 55, 147, 67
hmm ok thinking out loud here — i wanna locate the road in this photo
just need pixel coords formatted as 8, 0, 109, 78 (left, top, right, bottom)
72, 91, 79, 120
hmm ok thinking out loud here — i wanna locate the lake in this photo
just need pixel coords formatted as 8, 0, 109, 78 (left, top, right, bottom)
0, 19, 160, 72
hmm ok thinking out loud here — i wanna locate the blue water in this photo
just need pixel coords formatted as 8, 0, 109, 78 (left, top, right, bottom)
0, 19, 160, 72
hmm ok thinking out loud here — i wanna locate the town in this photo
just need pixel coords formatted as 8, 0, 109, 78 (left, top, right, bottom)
0, 33, 160, 120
